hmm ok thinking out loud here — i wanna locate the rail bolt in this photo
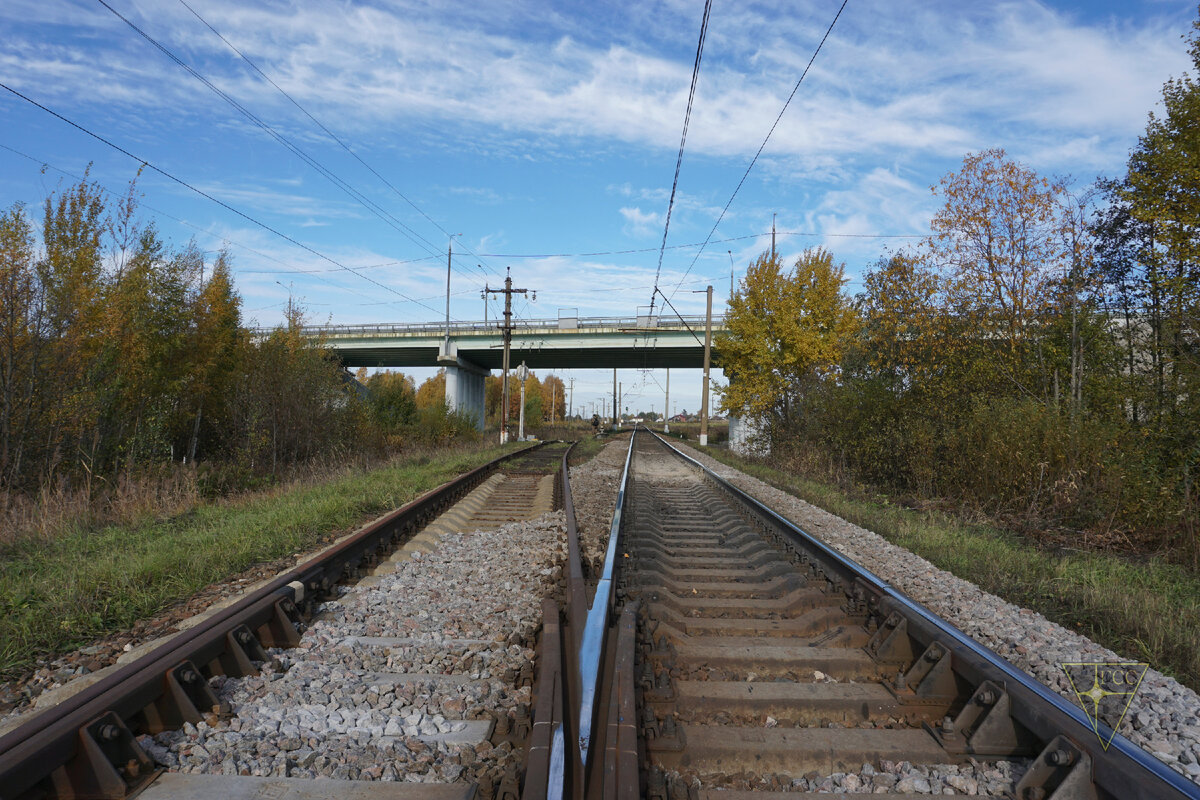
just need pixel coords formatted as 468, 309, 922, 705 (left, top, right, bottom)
237, 630, 254, 645
977, 689, 996, 705
940, 715, 956, 739
180, 668, 199, 684
1048, 748, 1075, 767
97, 723, 121, 742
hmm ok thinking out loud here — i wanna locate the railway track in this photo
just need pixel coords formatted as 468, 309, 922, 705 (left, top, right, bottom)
6, 430, 1197, 799
0, 440, 572, 800
533, 429, 1200, 799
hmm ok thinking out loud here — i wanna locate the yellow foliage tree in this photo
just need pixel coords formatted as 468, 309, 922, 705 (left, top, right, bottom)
540, 374, 566, 421
717, 248, 857, 428
926, 148, 1075, 394
414, 369, 447, 410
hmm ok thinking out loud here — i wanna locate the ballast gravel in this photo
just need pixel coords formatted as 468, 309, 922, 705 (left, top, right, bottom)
675, 443, 1200, 788
568, 436, 629, 577
141, 512, 566, 791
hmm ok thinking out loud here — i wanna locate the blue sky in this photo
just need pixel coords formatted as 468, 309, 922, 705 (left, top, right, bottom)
1, 0, 1195, 415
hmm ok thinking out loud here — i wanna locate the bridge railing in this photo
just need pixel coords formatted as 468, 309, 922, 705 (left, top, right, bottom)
251, 314, 727, 337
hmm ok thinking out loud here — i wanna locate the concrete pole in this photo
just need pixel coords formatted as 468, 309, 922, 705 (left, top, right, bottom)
518, 362, 527, 441
700, 285, 713, 446
663, 368, 670, 433
612, 367, 618, 430
569, 378, 575, 421
500, 273, 512, 443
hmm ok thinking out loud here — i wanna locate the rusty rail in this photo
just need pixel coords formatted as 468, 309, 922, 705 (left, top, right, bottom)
0, 442, 544, 800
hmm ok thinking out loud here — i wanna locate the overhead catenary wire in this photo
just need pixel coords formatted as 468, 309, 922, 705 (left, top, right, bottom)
174, 0, 496, 280
0, 81, 455, 317
94, 0, 482, 283
668, 0, 850, 300
477, 230, 919, 260
0, 141, 437, 315
649, 0, 714, 315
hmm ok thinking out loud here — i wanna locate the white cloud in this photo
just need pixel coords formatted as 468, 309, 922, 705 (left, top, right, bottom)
619, 206, 663, 237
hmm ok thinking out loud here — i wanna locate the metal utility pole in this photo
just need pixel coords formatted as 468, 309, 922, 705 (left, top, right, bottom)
485, 268, 528, 444
700, 285, 713, 446
568, 378, 575, 421
618, 381, 622, 424
729, 250, 735, 299
663, 368, 670, 433
612, 368, 618, 430
771, 213, 777, 261
445, 234, 461, 351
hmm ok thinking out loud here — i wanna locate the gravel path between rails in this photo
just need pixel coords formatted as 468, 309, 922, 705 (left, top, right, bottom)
142, 512, 566, 791
568, 437, 629, 579
677, 442, 1200, 787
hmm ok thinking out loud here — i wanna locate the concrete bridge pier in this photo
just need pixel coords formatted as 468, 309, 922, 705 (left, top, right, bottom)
442, 355, 488, 431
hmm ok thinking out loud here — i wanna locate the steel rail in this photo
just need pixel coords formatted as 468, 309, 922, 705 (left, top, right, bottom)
0, 442, 545, 800
649, 430, 1200, 800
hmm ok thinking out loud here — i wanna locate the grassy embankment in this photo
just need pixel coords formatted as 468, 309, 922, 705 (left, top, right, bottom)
689, 443, 1200, 693
0, 443, 521, 679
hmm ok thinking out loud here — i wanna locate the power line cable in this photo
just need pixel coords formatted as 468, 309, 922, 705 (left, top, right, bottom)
0, 141, 432, 314
478, 230, 918, 259
650, 0, 713, 314
175, 0, 496, 279
668, 0, 849, 299
95, 0, 481, 283
0, 81, 452, 316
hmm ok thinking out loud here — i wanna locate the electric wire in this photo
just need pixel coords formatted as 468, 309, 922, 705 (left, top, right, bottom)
477, 229, 917, 259
668, 0, 850, 299
175, 0, 496, 280
0, 81, 453, 316
0, 141, 434, 315
95, 0, 480, 283
649, 0, 713, 314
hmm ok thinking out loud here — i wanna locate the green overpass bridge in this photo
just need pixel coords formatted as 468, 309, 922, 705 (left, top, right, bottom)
292, 313, 727, 428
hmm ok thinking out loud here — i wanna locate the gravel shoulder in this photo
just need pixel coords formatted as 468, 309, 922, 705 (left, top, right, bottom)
677, 441, 1200, 786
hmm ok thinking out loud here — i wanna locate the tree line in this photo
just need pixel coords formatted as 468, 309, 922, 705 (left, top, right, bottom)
361, 366, 569, 434
0, 171, 428, 501
719, 21, 1200, 564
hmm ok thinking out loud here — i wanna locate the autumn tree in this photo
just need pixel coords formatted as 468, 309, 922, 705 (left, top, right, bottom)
540, 374, 566, 421
186, 251, 246, 461
366, 370, 417, 431
1117, 20, 1200, 433
0, 203, 41, 487
717, 248, 857, 432
926, 149, 1082, 399
415, 369, 447, 410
